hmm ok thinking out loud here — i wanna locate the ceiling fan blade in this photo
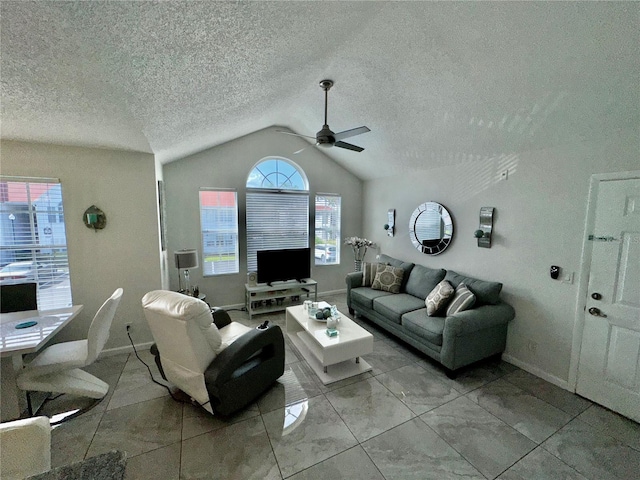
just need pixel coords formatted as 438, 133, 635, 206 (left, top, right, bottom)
293, 147, 307, 155
334, 126, 370, 141
335, 141, 364, 152
276, 130, 317, 140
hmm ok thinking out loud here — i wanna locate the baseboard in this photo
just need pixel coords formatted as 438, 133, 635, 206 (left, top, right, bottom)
501, 353, 571, 391
101, 341, 154, 358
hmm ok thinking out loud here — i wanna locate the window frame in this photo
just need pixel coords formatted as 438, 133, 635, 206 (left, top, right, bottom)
314, 194, 341, 266
199, 188, 239, 277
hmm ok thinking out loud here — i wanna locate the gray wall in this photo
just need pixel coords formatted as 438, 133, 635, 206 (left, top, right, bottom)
362, 129, 639, 385
162, 126, 363, 306
0, 140, 163, 350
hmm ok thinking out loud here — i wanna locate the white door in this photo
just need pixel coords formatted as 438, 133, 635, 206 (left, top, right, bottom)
576, 177, 640, 422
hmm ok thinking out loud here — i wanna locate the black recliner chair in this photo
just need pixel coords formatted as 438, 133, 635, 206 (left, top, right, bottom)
142, 290, 284, 416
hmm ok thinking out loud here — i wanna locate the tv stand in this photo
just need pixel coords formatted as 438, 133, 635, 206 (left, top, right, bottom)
245, 278, 317, 320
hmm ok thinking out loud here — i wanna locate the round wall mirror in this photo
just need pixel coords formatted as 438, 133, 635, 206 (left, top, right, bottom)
409, 201, 454, 255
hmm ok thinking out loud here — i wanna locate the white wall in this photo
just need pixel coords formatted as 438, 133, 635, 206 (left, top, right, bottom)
0, 140, 162, 350
363, 129, 639, 385
163, 126, 363, 306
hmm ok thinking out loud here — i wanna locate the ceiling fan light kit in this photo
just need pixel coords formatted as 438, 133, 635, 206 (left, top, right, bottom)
278, 79, 370, 152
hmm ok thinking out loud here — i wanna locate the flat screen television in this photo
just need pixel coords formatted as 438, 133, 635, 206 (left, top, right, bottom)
257, 247, 311, 285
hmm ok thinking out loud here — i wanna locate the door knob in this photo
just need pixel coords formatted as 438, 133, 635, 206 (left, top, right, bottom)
591, 292, 602, 300
588, 307, 607, 318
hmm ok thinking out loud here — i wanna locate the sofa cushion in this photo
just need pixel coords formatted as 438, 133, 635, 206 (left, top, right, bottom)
444, 271, 503, 305
371, 264, 404, 293
373, 293, 427, 324
351, 287, 394, 310
402, 308, 445, 346
425, 280, 455, 316
405, 264, 447, 300
377, 254, 414, 291
362, 262, 382, 287
446, 282, 476, 316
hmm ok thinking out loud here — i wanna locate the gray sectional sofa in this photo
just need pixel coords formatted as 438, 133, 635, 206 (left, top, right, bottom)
346, 254, 515, 376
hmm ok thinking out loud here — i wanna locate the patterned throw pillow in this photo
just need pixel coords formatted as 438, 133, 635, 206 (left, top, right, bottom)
425, 280, 455, 316
362, 262, 381, 287
446, 282, 476, 316
371, 264, 404, 293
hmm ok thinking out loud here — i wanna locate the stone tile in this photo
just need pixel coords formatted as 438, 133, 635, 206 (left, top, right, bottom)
257, 362, 323, 414
419, 359, 504, 394
125, 442, 181, 480
361, 341, 414, 376
288, 445, 385, 480
421, 396, 536, 479
83, 352, 129, 380
576, 404, 640, 451
181, 416, 281, 480
325, 377, 415, 442
106, 363, 169, 410
543, 418, 640, 480
504, 369, 592, 416
123, 348, 158, 372
316, 369, 374, 394
467, 378, 573, 443
362, 417, 485, 480
86, 396, 183, 458
375, 363, 461, 415
181, 400, 260, 440
497, 446, 588, 480
50, 412, 102, 469
262, 395, 357, 478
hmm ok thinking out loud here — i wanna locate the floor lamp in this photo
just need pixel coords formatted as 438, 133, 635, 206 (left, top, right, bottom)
174, 249, 199, 294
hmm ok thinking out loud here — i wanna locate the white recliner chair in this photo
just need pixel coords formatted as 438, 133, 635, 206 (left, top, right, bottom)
17, 288, 123, 414
142, 290, 284, 416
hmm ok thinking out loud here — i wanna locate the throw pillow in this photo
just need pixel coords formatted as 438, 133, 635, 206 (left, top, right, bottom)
425, 280, 455, 316
446, 282, 476, 316
371, 264, 404, 293
362, 262, 381, 287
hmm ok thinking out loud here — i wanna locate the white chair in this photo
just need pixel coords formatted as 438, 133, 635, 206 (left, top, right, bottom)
0, 416, 51, 479
17, 288, 123, 414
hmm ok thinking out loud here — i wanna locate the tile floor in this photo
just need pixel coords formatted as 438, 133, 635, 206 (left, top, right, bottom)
38, 294, 640, 480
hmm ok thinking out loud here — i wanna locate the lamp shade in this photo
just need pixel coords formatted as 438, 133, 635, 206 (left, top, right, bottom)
174, 249, 199, 269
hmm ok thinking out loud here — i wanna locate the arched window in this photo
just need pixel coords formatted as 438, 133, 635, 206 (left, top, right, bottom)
246, 158, 309, 272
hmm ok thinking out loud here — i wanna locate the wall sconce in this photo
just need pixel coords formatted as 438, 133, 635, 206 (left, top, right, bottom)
474, 207, 494, 248
174, 249, 199, 293
384, 209, 395, 237
83, 205, 107, 230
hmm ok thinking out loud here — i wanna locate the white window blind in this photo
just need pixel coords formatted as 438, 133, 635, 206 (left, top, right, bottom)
246, 191, 309, 271
315, 194, 341, 265
199, 189, 239, 276
0, 177, 72, 310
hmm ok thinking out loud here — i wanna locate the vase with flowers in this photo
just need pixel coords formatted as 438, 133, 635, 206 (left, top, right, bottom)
344, 236, 375, 272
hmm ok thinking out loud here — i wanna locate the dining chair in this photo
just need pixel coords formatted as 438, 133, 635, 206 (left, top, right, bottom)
17, 288, 124, 415
0, 416, 51, 479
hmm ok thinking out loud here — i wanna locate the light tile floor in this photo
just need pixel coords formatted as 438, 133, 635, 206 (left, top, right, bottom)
37, 294, 639, 479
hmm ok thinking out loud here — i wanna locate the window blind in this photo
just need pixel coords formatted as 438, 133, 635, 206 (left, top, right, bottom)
0, 178, 72, 310
246, 190, 309, 272
199, 189, 239, 276
314, 194, 341, 265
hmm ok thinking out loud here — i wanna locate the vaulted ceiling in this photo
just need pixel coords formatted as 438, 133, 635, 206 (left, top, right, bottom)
1, 1, 638, 180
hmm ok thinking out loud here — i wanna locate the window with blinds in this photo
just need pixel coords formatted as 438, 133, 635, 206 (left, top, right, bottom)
199, 189, 239, 276
0, 177, 72, 310
246, 158, 310, 272
315, 194, 341, 265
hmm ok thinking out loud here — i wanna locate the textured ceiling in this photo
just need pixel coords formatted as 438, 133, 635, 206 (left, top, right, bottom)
1, 1, 638, 180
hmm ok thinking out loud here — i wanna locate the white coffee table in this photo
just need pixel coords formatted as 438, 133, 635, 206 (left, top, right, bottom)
285, 305, 373, 384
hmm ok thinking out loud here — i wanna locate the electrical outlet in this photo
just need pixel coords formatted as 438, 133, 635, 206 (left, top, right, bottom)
500, 170, 509, 180
125, 322, 132, 332
562, 272, 574, 285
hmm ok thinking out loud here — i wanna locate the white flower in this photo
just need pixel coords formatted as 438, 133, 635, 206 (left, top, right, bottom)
344, 237, 375, 261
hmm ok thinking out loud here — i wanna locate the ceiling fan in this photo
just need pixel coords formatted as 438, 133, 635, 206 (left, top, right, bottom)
278, 80, 370, 152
